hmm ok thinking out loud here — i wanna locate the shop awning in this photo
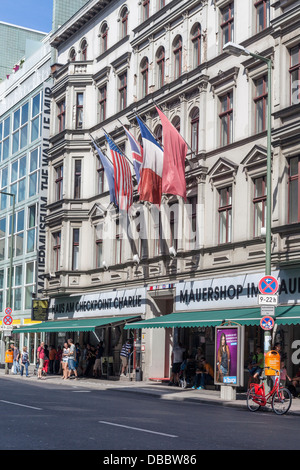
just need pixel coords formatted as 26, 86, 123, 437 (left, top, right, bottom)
124, 305, 300, 329
13, 316, 140, 334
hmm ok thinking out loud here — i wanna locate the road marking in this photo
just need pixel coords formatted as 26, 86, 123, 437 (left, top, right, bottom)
99, 421, 178, 438
0, 400, 42, 410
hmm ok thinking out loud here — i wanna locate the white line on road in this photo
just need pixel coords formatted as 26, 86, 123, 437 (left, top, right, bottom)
99, 421, 178, 438
0, 400, 42, 410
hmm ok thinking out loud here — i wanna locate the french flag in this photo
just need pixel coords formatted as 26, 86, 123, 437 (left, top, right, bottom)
123, 126, 143, 184
136, 117, 163, 206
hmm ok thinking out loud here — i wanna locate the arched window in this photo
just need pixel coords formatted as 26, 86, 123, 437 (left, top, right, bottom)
191, 23, 201, 68
69, 48, 76, 62
140, 57, 149, 98
190, 108, 199, 154
156, 47, 165, 88
80, 38, 88, 60
172, 116, 180, 133
120, 6, 128, 38
100, 23, 108, 53
173, 36, 182, 79
154, 124, 163, 146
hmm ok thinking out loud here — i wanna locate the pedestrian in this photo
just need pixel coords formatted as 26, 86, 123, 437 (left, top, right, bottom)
67, 338, 78, 379
168, 342, 186, 386
49, 345, 57, 374
93, 341, 104, 378
54, 345, 62, 374
37, 341, 46, 380
43, 345, 50, 375
280, 361, 291, 387
192, 357, 214, 390
120, 339, 132, 377
75, 343, 81, 370
20, 346, 30, 377
84, 344, 96, 377
61, 341, 70, 379
12, 343, 20, 375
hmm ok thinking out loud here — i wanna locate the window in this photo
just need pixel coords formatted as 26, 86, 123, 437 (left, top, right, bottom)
119, 72, 127, 111
121, 7, 128, 38
72, 228, 80, 270
80, 39, 88, 60
97, 160, 105, 193
254, 75, 268, 132
253, 176, 267, 236
219, 91, 233, 146
0, 217, 6, 261
99, 85, 107, 122
55, 164, 63, 201
191, 23, 201, 68
255, 0, 270, 33
13, 265, 22, 310
95, 224, 103, 268
27, 204, 37, 253
69, 48, 76, 62
169, 202, 178, 251
115, 218, 122, 264
221, 3, 234, 47
141, 57, 149, 98
76, 93, 83, 129
31, 92, 41, 142
52, 231, 61, 271
187, 195, 197, 249
0, 269, 3, 311
0, 166, 8, 210
218, 186, 232, 243
11, 209, 25, 257
288, 156, 300, 223
154, 124, 163, 146
190, 108, 199, 154
156, 47, 165, 88
143, 0, 150, 21
25, 261, 35, 309
153, 209, 162, 256
74, 160, 81, 199
29, 148, 39, 197
100, 23, 108, 53
1, 116, 10, 161
10, 155, 26, 203
12, 102, 28, 153
173, 36, 182, 79
57, 99, 66, 133
290, 45, 300, 105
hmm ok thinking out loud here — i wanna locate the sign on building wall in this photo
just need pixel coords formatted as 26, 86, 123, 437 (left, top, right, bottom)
175, 269, 300, 311
50, 287, 147, 319
36, 83, 51, 296
32, 299, 49, 321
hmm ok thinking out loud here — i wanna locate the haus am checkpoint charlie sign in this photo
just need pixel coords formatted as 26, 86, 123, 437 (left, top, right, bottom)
175, 269, 300, 311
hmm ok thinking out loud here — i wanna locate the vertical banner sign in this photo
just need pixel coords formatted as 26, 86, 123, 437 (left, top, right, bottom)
215, 325, 244, 387
37, 83, 51, 295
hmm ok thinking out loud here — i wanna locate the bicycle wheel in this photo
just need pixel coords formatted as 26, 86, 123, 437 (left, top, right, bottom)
271, 387, 292, 415
247, 386, 261, 412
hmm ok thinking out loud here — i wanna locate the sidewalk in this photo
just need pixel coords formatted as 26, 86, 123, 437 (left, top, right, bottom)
1, 367, 300, 415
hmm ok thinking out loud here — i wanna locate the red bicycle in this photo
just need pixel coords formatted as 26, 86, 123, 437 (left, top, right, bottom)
247, 366, 292, 415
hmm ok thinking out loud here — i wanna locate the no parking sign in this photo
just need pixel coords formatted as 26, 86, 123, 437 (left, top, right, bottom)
260, 316, 275, 330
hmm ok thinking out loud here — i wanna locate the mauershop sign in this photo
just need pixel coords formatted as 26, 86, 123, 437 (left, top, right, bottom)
175, 270, 300, 311
50, 287, 146, 319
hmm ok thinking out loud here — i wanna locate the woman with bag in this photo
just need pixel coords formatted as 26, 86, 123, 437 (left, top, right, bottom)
20, 346, 30, 377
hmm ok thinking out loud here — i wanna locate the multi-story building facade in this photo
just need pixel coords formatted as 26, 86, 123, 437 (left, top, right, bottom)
17, 0, 300, 383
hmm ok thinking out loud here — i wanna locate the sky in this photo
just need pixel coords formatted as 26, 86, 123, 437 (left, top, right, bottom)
0, 0, 53, 33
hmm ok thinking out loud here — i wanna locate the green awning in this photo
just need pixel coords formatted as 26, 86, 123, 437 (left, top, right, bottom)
13, 316, 140, 334
124, 305, 300, 329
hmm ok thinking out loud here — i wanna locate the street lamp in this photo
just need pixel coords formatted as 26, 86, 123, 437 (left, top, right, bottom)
223, 41, 273, 379
0, 191, 15, 374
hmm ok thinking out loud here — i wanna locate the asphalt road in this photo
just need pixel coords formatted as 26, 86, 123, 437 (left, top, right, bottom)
0, 376, 299, 455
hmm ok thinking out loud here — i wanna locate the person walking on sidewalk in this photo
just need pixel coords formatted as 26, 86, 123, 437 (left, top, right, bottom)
20, 347, 30, 377
37, 341, 46, 380
67, 338, 78, 379
120, 339, 132, 377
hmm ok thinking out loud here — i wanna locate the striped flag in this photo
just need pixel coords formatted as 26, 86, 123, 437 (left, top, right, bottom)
104, 133, 133, 211
122, 126, 143, 184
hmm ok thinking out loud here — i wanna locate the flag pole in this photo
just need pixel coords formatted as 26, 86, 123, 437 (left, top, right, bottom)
102, 127, 134, 168
89, 133, 116, 166
153, 99, 196, 158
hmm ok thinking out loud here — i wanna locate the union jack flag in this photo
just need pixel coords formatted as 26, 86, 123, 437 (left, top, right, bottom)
104, 133, 133, 211
122, 126, 143, 184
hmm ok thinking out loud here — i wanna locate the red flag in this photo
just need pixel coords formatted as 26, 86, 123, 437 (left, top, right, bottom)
156, 107, 187, 201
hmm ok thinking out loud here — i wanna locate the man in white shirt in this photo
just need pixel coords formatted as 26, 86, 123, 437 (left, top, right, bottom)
169, 342, 186, 386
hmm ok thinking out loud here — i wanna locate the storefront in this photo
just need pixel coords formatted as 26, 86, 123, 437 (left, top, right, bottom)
125, 269, 300, 387
13, 286, 147, 377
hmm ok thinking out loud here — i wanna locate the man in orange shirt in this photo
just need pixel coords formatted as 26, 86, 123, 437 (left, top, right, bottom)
192, 357, 214, 390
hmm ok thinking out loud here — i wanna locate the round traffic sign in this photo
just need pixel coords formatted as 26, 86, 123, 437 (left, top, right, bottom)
258, 276, 279, 295
4, 307, 12, 315
3, 315, 13, 326
260, 316, 275, 330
